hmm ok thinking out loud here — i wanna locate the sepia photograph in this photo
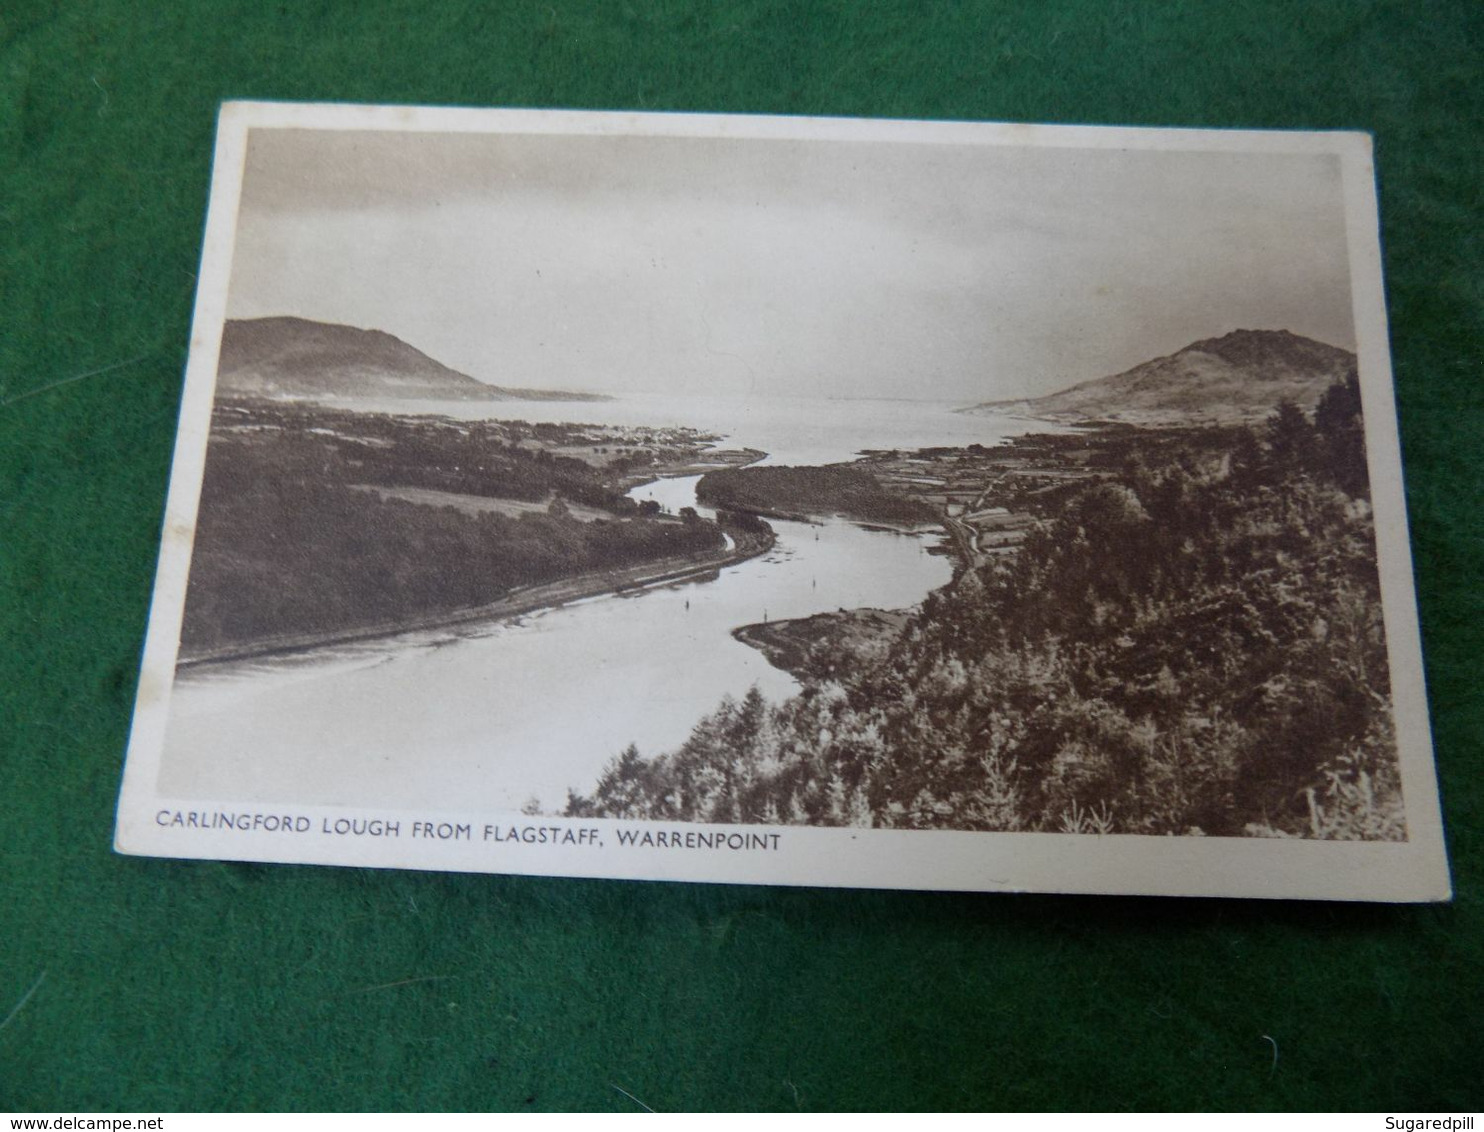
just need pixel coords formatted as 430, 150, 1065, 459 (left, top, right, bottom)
115, 103, 1449, 899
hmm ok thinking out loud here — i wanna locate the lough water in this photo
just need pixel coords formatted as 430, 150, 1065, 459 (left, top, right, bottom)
158, 397, 1041, 811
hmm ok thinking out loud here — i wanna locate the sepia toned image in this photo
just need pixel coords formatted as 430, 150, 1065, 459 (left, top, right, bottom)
116, 104, 1449, 899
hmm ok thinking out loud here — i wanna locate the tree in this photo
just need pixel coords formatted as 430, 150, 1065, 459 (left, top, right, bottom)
1313, 367, 1369, 497
1266, 400, 1314, 475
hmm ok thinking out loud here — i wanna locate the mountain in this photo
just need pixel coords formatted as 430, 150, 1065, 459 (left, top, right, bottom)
215, 316, 604, 402
962, 329, 1356, 425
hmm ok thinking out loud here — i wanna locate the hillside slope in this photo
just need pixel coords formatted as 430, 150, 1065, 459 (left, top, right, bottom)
216, 316, 602, 402
964, 329, 1355, 424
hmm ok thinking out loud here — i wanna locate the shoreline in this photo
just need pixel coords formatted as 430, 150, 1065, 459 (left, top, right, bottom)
695, 499, 943, 538
177, 525, 776, 671
176, 422, 1091, 676
732, 607, 914, 680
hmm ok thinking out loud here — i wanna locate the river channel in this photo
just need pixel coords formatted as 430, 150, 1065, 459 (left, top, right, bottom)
157, 397, 1040, 812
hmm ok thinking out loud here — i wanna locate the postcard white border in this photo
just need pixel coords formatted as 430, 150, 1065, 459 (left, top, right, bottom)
115, 102, 1451, 901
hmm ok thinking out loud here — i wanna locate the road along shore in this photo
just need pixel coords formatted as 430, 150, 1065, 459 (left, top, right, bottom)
176, 524, 776, 671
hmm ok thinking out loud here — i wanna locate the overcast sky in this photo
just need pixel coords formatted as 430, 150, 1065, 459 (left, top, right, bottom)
225, 126, 1356, 402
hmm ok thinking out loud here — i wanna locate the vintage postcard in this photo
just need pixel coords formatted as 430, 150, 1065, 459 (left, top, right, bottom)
115, 102, 1450, 900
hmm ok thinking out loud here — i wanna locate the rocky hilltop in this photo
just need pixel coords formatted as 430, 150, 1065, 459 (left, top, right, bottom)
216, 316, 603, 402
963, 329, 1355, 424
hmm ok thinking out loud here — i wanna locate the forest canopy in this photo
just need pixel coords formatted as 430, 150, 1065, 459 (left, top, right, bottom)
178, 400, 729, 654
570, 372, 1405, 841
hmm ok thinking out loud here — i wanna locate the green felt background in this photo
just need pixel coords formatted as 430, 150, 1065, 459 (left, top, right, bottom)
2, 0, 1481, 1113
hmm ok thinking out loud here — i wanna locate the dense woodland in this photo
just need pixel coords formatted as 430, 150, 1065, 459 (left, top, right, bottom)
179, 401, 726, 653
569, 373, 1407, 840
697, 464, 938, 526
